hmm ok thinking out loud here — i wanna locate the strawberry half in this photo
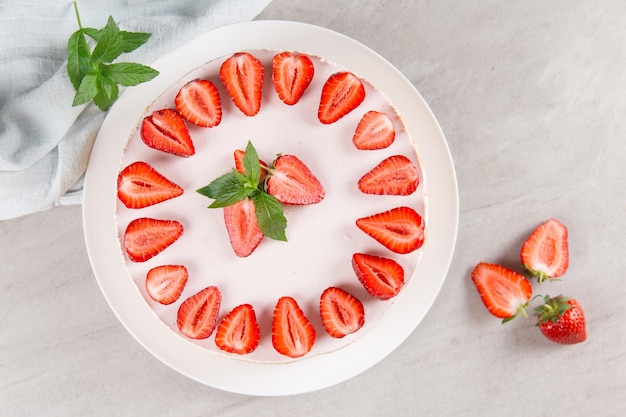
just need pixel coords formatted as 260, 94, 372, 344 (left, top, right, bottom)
145, 265, 188, 305
215, 304, 261, 354
272, 51, 314, 105
233, 149, 267, 183
352, 253, 405, 300
177, 286, 222, 340
174, 79, 222, 127
353, 111, 395, 150
266, 154, 325, 205
471, 263, 533, 322
318, 72, 366, 124
521, 218, 569, 282
535, 295, 586, 345
320, 287, 365, 337
123, 217, 183, 262
358, 155, 419, 196
223, 198, 264, 257
219, 52, 264, 116
140, 108, 195, 157
271, 296, 316, 358
356, 206, 425, 254
117, 161, 183, 209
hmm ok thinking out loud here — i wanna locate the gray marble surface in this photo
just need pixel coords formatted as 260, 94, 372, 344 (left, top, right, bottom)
2, 0, 625, 415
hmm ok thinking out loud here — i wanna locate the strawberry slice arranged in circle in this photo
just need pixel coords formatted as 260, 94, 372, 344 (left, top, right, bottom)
117, 161, 183, 209
215, 304, 261, 354
123, 217, 183, 262
356, 206, 425, 254
272, 296, 316, 358
219, 52, 264, 116
471, 263, 533, 321
223, 198, 264, 258
352, 253, 405, 300
145, 265, 188, 305
318, 71, 366, 124
174, 79, 222, 128
320, 287, 365, 338
358, 155, 419, 196
521, 218, 569, 282
140, 108, 195, 157
177, 286, 222, 340
272, 51, 315, 105
266, 154, 325, 205
353, 110, 396, 150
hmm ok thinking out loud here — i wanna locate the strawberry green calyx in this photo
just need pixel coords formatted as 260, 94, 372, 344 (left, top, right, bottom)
534, 295, 573, 325
523, 266, 554, 284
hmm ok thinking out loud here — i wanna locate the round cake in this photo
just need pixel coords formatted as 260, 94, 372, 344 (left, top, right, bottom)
115, 49, 426, 363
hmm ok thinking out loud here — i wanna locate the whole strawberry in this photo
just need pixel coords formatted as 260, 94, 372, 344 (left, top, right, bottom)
534, 295, 587, 345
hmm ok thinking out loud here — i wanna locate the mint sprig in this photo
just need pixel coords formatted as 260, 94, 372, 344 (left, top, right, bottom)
67, 1, 159, 111
197, 141, 288, 242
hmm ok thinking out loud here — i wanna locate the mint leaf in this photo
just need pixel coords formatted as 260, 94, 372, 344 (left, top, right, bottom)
83, 27, 102, 41
243, 141, 261, 186
72, 69, 100, 106
104, 62, 159, 86
67, 29, 91, 90
120, 31, 152, 53
91, 16, 124, 63
197, 171, 254, 208
93, 74, 119, 110
253, 191, 287, 241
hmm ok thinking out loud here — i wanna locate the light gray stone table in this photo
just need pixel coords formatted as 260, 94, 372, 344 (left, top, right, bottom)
2, 1, 625, 415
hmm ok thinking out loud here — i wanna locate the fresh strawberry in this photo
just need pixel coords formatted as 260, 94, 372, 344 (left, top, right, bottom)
223, 198, 264, 257
352, 253, 404, 300
145, 265, 188, 305
233, 149, 267, 183
318, 72, 366, 124
470, 263, 533, 322
174, 79, 222, 127
271, 296, 316, 358
177, 286, 222, 339
358, 155, 419, 196
356, 206, 425, 254
320, 287, 365, 337
117, 161, 183, 209
352, 111, 395, 150
521, 218, 569, 282
123, 217, 183, 262
219, 52, 264, 116
140, 108, 195, 157
272, 51, 314, 105
215, 304, 261, 354
266, 154, 325, 205
534, 295, 587, 345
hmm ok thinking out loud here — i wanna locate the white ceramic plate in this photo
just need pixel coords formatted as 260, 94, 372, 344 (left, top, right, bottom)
83, 20, 458, 396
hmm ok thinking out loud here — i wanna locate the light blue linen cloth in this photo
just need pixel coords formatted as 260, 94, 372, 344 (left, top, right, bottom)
0, 0, 271, 220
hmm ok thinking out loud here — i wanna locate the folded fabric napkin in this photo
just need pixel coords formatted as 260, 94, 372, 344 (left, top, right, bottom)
0, 0, 271, 220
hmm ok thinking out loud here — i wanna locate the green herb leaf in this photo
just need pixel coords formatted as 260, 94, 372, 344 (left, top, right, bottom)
83, 27, 102, 41
67, 29, 91, 90
253, 191, 288, 241
197, 171, 255, 208
120, 31, 152, 53
243, 141, 261, 186
93, 74, 119, 110
72, 69, 100, 106
104, 62, 159, 86
90, 16, 124, 63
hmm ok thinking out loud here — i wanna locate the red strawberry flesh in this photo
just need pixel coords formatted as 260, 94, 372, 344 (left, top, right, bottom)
521, 218, 569, 282
272, 296, 316, 358
320, 287, 365, 337
353, 110, 396, 150
356, 206, 425, 254
117, 161, 183, 209
535, 296, 586, 345
140, 108, 195, 157
123, 217, 183, 262
358, 155, 419, 196
219, 52, 264, 116
266, 154, 325, 205
471, 263, 533, 321
223, 198, 264, 257
175, 79, 222, 127
352, 253, 405, 300
177, 286, 222, 340
145, 265, 188, 305
272, 51, 315, 105
215, 304, 261, 354
318, 72, 366, 124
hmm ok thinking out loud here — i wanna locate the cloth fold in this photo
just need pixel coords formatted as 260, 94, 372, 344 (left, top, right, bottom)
0, 0, 272, 220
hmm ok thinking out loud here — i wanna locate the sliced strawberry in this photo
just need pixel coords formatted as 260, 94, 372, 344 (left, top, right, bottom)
352, 253, 404, 300
271, 296, 316, 358
123, 217, 183, 262
535, 295, 586, 344
471, 263, 533, 322
145, 265, 188, 305
177, 286, 222, 339
233, 149, 267, 183
140, 108, 195, 157
272, 51, 314, 105
117, 161, 183, 209
358, 155, 419, 196
521, 218, 569, 282
215, 304, 261, 354
356, 206, 425, 254
219, 52, 264, 116
265, 154, 325, 205
353, 111, 395, 150
318, 72, 365, 124
174, 79, 222, 127
223, 198, 264, 257
320, 287, 365, 337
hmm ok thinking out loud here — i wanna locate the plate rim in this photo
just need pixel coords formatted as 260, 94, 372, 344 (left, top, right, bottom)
82, 19, 458, 396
